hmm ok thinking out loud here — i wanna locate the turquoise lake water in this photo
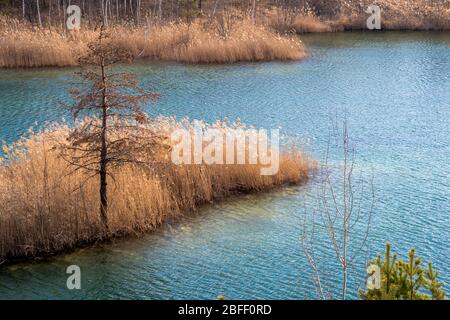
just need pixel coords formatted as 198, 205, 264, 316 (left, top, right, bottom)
0, 32, 448, 299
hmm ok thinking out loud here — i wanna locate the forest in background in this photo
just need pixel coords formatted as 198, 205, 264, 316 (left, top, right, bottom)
1, 1, 337, 25
0, 1, 447, 29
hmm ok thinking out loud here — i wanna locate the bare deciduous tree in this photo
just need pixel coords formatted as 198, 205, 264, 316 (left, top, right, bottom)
36, 0, 42, 27
60, 26, 165, 230
215, 5, 238, 37
301, 119, 375, 300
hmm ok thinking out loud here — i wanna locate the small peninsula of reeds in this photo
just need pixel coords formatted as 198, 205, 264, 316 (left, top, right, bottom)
0, 118, 313, 262
0, 14, 305, 68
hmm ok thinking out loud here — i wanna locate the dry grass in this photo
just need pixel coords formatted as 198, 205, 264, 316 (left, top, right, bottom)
132, 20, 304, 63
0, 14, 305, 68
266, 8, 333, 33
2, 0, 448, 68
0, 14, 87, 68
266, 0, 450, 33
334, 0, 450, 31
0, 118, 313, 261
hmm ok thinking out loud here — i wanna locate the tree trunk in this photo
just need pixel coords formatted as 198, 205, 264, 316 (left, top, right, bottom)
158, 0, 162, 20
108, 0, 113, 22
252, 0, 256, 23
57, 0, 60, 26
48, 0, 52, 26
105, 0, 109, 25
36, 0, 43, 27
99, 52, 109, 230
63, 0, 66, 29
212, 0, 219, 17
102, 0, 108, 26
136, 0, 141, 24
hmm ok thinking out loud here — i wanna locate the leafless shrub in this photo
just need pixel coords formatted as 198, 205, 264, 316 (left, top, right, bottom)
301, 119, 375, 300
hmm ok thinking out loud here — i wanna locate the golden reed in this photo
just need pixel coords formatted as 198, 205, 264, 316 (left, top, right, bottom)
1, 0, 448, 68
267, 0, 450, 33
0, 14, 305, 68
0, 118, 313, 261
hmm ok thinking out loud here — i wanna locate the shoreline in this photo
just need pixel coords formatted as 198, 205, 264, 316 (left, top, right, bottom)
2, 0, 450, 69
0, 15, 305, 69
1, 27, 449, 70
0, 120, 314, 264
0, 181, 309, 267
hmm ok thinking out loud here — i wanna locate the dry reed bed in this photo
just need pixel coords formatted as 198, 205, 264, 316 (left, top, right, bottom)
2, 0, 448, 68
0, 14, 305, 68
0, 118, 313, 261
1, 0, 449, 68
339, 0, 450, 31
267, 0, 450, 33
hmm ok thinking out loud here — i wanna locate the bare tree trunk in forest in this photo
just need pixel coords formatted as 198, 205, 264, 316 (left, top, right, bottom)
109, 0, 113, 23
212, 0, 219, 17
22, 0, 25, 19
102, 0, 108, 26
106, 0, 109, 21
158, 0, 162, 20
63, 0, 66, 29
36, 0, 43, 27
108, 0, 110, 24
252, 0, 256, 23
49, 0, 52, 26
137, 0, 141, 24
57, 0, 60, 24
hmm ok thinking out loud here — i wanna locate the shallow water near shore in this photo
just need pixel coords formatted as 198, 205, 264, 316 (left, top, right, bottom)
0, 32, 449, 299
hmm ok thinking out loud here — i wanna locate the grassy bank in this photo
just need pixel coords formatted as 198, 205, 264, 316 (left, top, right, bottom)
0, 14, 304, 68
0, 118, 313, 262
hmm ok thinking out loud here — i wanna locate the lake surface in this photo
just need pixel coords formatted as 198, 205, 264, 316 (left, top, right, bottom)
0, 32, 449, 299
